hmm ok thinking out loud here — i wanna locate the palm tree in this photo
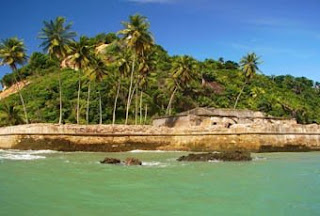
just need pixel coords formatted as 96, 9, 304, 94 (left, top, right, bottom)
86, 57, 108, 124
118, 14, 154, 124
63, 36, 92, 124
38, 16, 76, 124
166, 56, 199, 115
112, 49, 132, 125
0, 103, 23, 126
234, 52, 262, 109
0, 37, 29, 124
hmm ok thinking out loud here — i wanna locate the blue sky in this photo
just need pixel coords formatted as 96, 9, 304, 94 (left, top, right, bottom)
1, 0, 320, 81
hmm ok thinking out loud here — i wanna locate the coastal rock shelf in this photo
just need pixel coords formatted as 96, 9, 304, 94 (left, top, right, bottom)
1, 123, 320, 152
100, 157, 121, 164
177, 151, 252, 162
100, 157, 142, 165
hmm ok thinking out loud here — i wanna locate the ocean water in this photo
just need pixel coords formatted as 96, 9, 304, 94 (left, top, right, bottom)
0, 150, 320, 216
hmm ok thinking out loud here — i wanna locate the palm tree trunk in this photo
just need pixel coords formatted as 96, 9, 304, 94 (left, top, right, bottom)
144, 104, 148, 124
125, 55, 136, 125
58, 70, 63, 124
126, 82, 137, 124
166, 86, 178, 116
76, 71, 81, 124
11, 65, 29, 124
86, 81, 91, 124
135, 90, 138, 125
139, 91, 143, 124
129, 83, 137, 106
112, 80, 121, 125
99, 89, 102, 125
234, 82, 247, 109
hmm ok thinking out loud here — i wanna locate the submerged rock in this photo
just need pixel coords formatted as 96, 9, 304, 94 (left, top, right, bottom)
177, 150, 252, 162
100, 157, 121, 164
124, 157, 142, 166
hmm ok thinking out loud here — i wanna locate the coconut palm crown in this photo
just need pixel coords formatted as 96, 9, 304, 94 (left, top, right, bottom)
0, 37, 27, 70
38, 16, 76, 60
239, 52, 261, 81
118, 14, 154, 57
171, 55, 199, 89
63, 36, 93, 71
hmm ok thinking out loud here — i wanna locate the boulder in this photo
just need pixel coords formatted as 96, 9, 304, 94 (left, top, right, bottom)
124, 157, 142, 166
177, 150, 252, 162
100, 157, 121, 164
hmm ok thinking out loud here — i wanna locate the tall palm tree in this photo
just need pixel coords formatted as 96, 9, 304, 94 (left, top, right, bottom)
112, 49, 132, 125
234, 52, 262, 109
137, 50, 157, 124
0, 37, 29, 124
118, 14, 154, 124
38, 16, 76, 124
166, 56, 199, 115
86, 57, 108, 124
0, 103, 23, 126
63, 36, 92, 124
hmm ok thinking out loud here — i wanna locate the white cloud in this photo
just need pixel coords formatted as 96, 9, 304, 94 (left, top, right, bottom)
230, 43, 315, 59
245, 17, 300, 28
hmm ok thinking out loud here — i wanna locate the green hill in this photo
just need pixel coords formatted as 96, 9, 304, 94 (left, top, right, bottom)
1, 15, 320, 126
1, 50, 320, 126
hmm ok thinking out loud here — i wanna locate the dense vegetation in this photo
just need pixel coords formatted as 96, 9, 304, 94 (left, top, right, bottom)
1, 14, 320, 126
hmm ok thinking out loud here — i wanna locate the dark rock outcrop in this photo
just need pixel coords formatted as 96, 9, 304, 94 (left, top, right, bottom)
124, 157, 142, 166
177, 150, 252, 162
100, 157, 121, 164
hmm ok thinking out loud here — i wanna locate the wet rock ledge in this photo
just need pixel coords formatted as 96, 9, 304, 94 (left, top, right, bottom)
100, 157, 142, 166
177, 150, 252, 162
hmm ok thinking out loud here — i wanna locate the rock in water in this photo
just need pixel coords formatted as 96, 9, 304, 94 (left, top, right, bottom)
100, 157, 121, 164
177, 150, 252, 162
124, 158, 142, 166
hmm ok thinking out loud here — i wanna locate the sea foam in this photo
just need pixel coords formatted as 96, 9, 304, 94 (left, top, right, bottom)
129, 149, 184, 153
142, 161, 168, 168
0, 149, 55, 161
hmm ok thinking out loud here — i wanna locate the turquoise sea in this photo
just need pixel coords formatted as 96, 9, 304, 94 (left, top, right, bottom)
0, 150, 320, 216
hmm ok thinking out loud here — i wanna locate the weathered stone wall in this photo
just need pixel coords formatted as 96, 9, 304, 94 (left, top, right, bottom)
153, 114, 297, 128
1, 123, 320, 152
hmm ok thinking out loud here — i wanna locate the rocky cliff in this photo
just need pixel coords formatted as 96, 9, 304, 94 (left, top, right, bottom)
1, 123, 320, 152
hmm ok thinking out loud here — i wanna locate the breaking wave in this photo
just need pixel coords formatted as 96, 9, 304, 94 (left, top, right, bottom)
142, 161, 168, 167
253, 156, 267, 161
0, 149, 57, 161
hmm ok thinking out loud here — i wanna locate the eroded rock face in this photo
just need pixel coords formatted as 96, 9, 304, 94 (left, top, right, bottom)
100, 157, 121, 164
177, 151, 252, 162
124, 157, 142, 166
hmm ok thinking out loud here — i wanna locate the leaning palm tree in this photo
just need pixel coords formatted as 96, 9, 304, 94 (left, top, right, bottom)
166, 56, 199, 115
234, 53, 262, 109
63, 36, 92, 124
118, 14, 154, 124
86, 57, 108, 124
0, 37, 29, 124
38, 16, 76, 124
